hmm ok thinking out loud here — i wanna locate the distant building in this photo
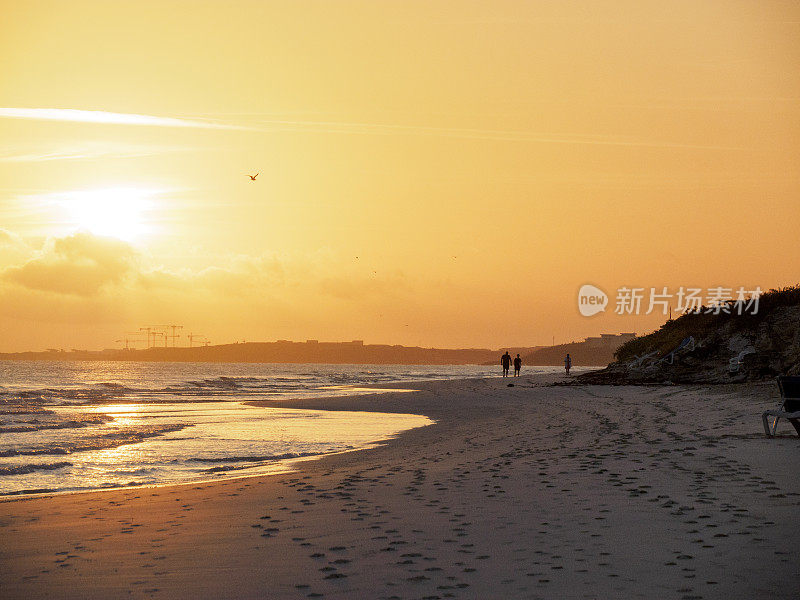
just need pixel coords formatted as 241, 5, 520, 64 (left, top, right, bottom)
584, 333, 636, 349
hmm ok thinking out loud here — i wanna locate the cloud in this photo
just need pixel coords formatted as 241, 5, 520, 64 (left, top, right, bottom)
0, 232, 459, 350
0, 228, 33, 264
0, 108, 737, 150
1, 231, 294, 300
0, 107, 248, 131
0, 230, 415, 347
251, 118, 742, 150
0, 141, 191, 163
0, 228, 25, 248
137, 254, 287, 294
2, 232, 135, 296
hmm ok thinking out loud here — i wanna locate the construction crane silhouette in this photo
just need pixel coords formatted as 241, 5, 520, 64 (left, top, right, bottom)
115, 337, 137, 350
187, 333, 206, 348
135, 326, 197, 348
151, 331, 166, 347
152, 325, 183, 347
126, 332, 145, 348
165, 325, 183, 347
139, 327, 155, 348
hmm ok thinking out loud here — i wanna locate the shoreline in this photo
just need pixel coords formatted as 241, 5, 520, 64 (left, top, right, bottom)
0, 401, 433, 504
0, 374, 503, 503
0, 384, 432, 502
2, 373, 798, 599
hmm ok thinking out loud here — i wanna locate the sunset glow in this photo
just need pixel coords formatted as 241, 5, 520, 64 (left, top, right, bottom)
1, 0, 799, 352
1, 5, 798, 598
57, 187, 158, 241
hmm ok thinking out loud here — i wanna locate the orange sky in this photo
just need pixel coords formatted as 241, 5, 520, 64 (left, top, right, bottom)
1, 0, 799, 352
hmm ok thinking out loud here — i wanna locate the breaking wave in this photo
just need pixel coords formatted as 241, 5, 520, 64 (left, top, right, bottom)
0, 461, 72, 476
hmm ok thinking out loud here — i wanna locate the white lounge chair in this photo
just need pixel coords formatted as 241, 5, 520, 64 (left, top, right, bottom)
664, 336, 695, 365
728, 347, 755, 373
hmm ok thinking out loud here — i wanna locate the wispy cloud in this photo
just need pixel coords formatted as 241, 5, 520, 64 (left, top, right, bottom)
0, 108, 248, 130
0, 141, 193, 163
0, 107, 741, 151
252, 118, 742, 150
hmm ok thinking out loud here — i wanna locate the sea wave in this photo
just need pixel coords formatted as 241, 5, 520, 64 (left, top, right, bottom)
0, 368, 488, 408
0, 461, 72, 476
1, 488, 57, 496
0, 413, 114, 433
0, 424, 187, 457
0, 407, 55, 415
192, 451, 323, 464
0, 361, 478, 495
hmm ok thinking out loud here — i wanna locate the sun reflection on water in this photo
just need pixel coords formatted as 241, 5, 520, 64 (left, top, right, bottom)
0, 361, 491, 496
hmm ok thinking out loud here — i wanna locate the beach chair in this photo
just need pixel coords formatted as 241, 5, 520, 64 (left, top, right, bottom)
728, 348, 755, 374
629, 350, 659, 370
664, 336, 695, 365
762, 376, 800, 437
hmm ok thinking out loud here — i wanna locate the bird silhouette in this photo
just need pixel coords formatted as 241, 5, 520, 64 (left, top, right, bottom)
248, 173, 259, 181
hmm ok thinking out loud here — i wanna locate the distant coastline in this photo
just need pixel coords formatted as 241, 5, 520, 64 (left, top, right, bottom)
0, 334, 638, 367
0, 340, 542, 366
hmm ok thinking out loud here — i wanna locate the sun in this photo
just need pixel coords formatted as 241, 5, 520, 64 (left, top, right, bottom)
59, 187, 157, 241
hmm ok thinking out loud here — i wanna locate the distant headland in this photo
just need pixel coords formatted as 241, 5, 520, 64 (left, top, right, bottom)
0, 340, 540, 366
0, 334, 636, 366
580, 286, 800, 384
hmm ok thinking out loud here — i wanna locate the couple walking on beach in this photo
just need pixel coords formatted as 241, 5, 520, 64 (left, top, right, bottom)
501, 351, 522, 377
501, 351, 572, 377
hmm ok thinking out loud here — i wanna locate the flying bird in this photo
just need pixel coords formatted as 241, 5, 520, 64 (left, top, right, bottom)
248, 173, 259, 181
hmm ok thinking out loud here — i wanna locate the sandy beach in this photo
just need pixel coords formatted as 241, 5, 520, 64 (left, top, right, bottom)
1, 374, 798, 599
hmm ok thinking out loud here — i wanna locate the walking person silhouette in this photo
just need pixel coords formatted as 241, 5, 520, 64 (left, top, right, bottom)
513, 354, 522, 377
501, 351, 512, 377
564, 353, 572, 376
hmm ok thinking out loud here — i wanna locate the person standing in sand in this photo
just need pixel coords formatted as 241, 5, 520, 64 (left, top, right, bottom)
564, 353, 572, 376
513, 354, 522, 377
501, 351, 512, 377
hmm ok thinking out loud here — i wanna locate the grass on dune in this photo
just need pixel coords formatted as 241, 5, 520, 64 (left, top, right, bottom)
614, 285, 800, 362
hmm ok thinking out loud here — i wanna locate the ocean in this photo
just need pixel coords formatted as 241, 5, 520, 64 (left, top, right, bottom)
0, 361, 537, 496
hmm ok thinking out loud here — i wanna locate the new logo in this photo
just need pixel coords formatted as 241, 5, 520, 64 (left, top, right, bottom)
578, 284, 608, 317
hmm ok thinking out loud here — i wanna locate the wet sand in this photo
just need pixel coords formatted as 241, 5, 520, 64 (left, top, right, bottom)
1, 374, 798, 599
